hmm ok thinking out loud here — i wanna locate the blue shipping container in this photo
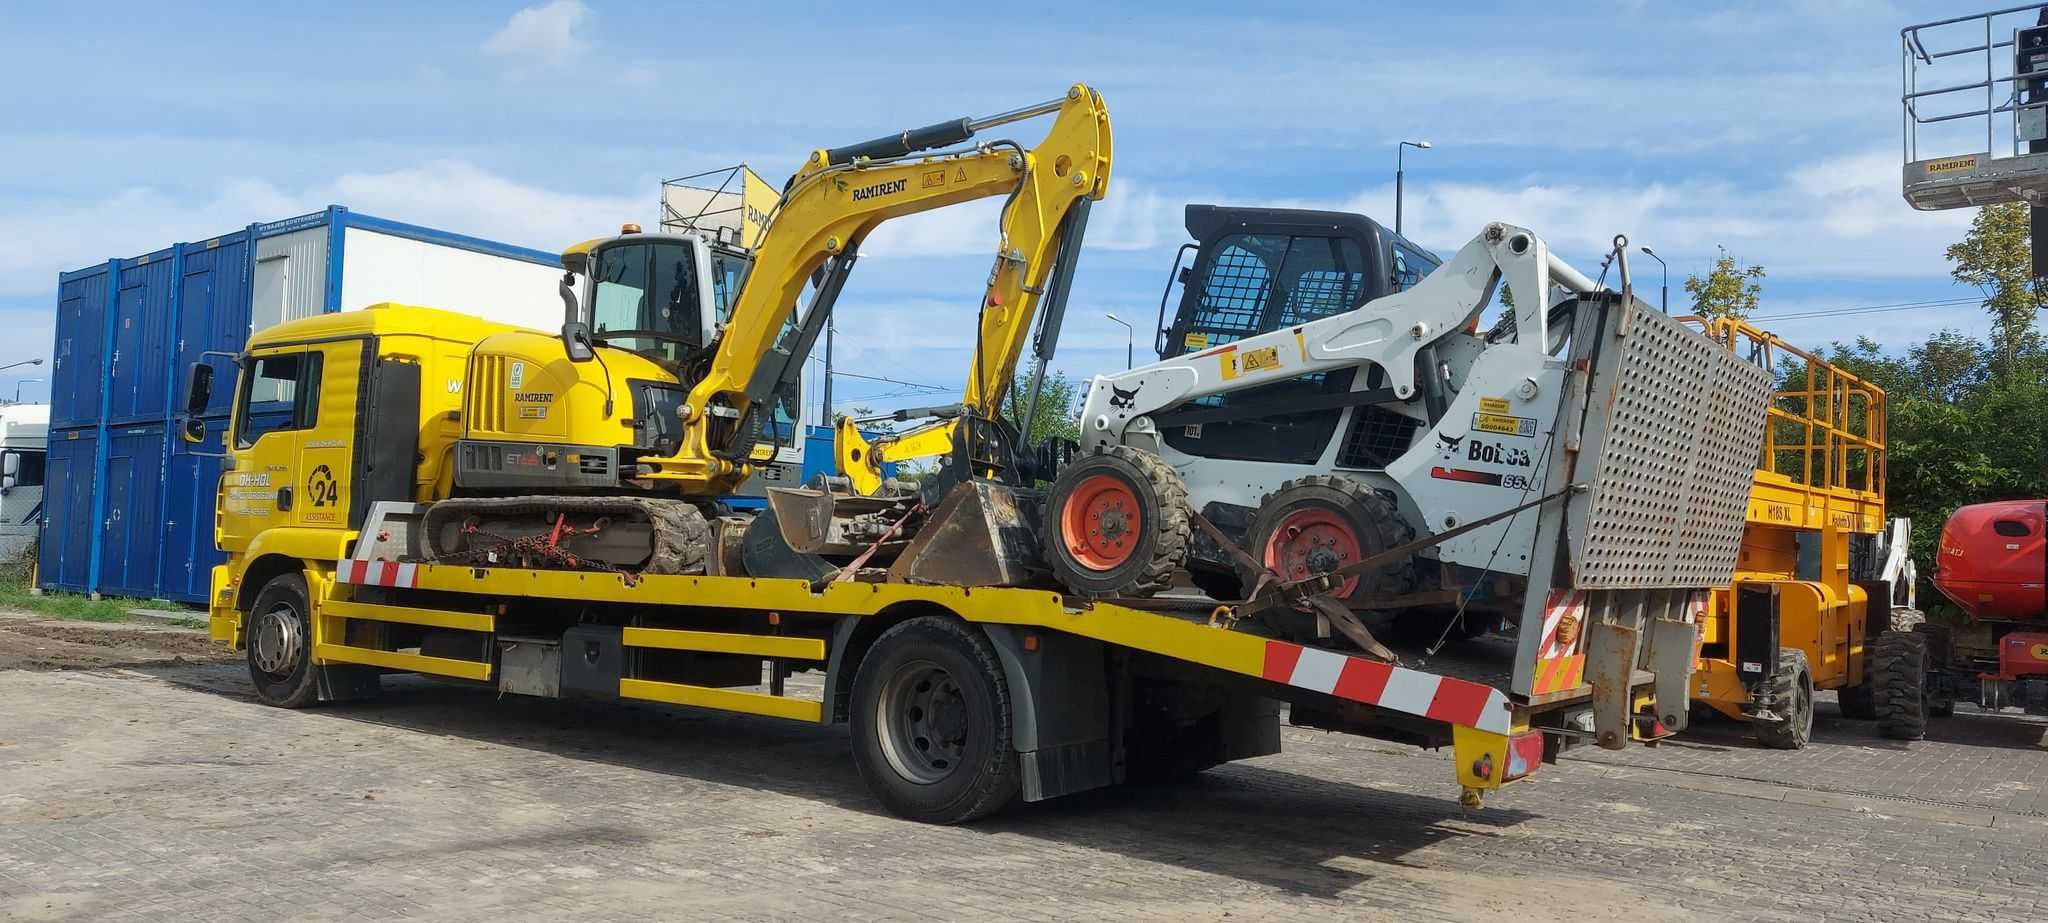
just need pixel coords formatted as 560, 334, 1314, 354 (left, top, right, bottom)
44, 205, 561, 603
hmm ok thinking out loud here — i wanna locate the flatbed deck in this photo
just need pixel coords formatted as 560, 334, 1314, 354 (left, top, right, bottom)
323, 558, 1550, 737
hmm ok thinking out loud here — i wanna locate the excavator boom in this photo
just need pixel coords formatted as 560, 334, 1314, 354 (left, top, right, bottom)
684, 85, 1112, 491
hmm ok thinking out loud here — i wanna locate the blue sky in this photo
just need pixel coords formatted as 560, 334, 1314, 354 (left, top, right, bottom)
0, 0, 2004, 416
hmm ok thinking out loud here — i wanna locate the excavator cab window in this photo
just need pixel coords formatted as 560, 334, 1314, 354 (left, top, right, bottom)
590, 239, 706, 364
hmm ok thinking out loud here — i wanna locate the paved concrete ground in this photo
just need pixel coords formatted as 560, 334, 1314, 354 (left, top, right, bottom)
2, 620, 2046, 921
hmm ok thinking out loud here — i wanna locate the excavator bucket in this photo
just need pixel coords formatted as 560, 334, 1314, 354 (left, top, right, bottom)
887, 480, 1041, 588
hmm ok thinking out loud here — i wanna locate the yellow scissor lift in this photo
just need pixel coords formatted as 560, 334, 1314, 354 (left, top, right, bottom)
1687, 319, 1924, 747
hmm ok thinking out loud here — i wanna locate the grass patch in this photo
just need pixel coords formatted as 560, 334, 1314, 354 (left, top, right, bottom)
0, 569, 161, 623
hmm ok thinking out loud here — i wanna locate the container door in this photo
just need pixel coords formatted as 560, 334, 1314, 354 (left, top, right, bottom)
110, 262, 173, 423
96, 426, 166, 598
217, 346, 309, 553
161, 429, 227, 603
109, 285, 144, 421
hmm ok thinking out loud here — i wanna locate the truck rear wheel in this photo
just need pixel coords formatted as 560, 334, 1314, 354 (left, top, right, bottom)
247, 573, 318, 709
849, 617, 1019, 824
1752, 648, 1813, 750
1873, 629, 1929, 740
1043, 446, 1189, 598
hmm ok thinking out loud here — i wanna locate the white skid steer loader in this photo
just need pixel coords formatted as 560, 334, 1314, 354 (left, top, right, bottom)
1044, 216, 1747, 651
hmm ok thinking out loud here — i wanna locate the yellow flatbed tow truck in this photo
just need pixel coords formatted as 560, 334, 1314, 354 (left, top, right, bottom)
185, 262, 1770, 824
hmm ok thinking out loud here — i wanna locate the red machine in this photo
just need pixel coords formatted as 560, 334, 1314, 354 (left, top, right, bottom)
1932, 500, 2048, 712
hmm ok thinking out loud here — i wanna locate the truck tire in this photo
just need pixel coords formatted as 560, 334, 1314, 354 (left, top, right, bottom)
1872, 630, 1929, 740
247, 572, 319, 709
1752, 648, 1814, 750
849, 617, 1020, 824
1043, 446, 1189, 598
1246, 474, 1416, 605
1915, 622, 1956, 718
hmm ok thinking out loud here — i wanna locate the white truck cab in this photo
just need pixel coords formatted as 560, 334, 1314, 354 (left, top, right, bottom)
0, 404, 48, 563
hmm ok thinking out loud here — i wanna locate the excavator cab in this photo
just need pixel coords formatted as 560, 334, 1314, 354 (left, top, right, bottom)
561, 229, 752, 370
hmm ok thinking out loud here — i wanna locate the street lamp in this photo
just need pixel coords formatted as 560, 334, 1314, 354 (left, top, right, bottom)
13, 379, 39, 403
1104, 313, 1133, 370
0, 358, 43, 375
1395, 140, 1432, 237
1640, 247, 1668, 313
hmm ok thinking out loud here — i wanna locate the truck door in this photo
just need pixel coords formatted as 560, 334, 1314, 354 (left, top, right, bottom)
292, 340, 365, 530
217, 345, 313, 552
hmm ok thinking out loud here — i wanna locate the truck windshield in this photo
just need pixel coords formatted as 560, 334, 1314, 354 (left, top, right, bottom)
590, 240, 704, 363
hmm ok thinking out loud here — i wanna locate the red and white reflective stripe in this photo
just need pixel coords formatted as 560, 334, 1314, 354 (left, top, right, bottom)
1261, 640, 1512, 735
1537, 588, 1586, 659
335, 559, 419, 588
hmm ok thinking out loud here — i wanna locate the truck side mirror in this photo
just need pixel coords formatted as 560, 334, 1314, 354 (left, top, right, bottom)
184, 362, 214, 416
3, 452, 18, 479
181, 415, 209, 445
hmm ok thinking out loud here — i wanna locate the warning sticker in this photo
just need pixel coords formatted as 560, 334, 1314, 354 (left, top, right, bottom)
1240, 346, 1281, 372
1478, 396, 1511, 414
1473, 411, 1537, 438
1184, 331, 1209, 350
922, 169, 945, 188
508, 360, 526, 390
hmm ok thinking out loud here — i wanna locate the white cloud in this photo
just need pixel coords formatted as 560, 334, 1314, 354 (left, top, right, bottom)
483, 0, 592, 65
1329, 148, 1972, 283
0, 160, 644, 298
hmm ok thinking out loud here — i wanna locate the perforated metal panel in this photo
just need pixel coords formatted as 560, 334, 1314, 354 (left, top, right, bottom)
1570, 304, 1773, 589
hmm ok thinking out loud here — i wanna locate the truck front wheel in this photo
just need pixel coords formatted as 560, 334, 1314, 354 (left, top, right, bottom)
849, 617, 1019, 824
247, 573, 318, 709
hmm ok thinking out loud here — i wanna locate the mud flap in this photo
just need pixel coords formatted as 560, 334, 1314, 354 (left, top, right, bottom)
1586, 618, 1642, 750
1646, 612, 1699, 733
887, 480, 1041, 587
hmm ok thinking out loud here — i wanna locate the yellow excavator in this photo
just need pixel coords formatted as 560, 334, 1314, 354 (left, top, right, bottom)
408, 85, 1112, 578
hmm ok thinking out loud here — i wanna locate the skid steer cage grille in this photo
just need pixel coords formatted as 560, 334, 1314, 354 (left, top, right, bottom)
1569, 304, 1773, 589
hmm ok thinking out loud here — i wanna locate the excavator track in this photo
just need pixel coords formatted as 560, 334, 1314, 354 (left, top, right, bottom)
422, 495, 709, 575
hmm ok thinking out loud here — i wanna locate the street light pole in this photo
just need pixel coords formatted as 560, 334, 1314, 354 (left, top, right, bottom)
0, 358, 43, 375
13, 379, 39, 403
1395, 140, 1432, 237
1104, 313, 1133, 370
1640, 247, 1668, 313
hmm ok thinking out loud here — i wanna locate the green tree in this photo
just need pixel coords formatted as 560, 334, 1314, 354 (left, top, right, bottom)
1001, 366, 1083, 446
1683, 247, 1765, 322
1945, 202, 2046, 378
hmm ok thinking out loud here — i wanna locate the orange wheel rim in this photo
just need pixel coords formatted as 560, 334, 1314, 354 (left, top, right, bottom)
1264, 507, 1362, 597
1061, 473, 1143, 571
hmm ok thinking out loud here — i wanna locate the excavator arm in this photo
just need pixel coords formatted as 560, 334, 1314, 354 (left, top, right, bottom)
678, 84, 1112, 494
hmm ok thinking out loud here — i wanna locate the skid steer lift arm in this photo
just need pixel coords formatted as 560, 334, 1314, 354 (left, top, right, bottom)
683, 85, 1111, 494
1076, 222, 1597, 453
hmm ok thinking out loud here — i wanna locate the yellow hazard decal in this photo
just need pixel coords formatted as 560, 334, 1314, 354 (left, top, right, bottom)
1185, 331, 1209, 350
1923, 155, 1979, 176
1240, 345, 1281, 373
1478, 396, 1512, 414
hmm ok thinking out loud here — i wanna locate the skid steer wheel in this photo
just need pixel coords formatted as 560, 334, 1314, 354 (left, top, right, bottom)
247, 573, 319, 709
850, 617, 1019, 825
1043, 446, 1189, 598
1247, 475, 1415, 605
1873, 627, 1930, 740
1915, 620, 1956, 718
1752, 648, 1814, 750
